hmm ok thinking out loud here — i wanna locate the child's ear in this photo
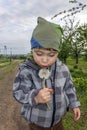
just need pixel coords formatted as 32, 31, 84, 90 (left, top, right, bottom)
32, 49, 34, 53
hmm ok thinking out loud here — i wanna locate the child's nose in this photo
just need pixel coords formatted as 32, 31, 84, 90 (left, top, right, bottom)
42, 56, 48, 63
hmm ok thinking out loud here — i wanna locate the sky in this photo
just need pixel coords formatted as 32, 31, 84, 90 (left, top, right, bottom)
0, 0, 87, 55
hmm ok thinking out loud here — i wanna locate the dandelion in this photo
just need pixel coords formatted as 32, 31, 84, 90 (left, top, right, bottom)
38, 68, 51, 109
39, 68, 51, 79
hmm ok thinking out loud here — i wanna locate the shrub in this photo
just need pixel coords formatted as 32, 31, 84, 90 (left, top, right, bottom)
70, 67, 87, 78
73, 64, 78, 69
73, 77, 87, 93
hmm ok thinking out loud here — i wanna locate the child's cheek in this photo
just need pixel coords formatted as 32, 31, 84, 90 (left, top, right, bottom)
35, 59, 41, 65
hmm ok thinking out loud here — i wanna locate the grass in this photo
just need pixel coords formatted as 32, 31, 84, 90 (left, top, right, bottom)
63, 93, 87, 130
67, 58, 87, 71
0, 62, 10, 68
0, 60, 21, 80
63, 58, 87, 130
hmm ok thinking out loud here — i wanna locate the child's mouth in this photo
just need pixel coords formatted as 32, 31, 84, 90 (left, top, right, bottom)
41, 65, 48, 68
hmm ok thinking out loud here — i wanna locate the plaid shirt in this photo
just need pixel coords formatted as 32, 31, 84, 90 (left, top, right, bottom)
13, 59, 80, 128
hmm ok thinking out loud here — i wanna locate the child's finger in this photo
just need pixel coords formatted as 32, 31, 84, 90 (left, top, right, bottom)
48, 89, 54, 94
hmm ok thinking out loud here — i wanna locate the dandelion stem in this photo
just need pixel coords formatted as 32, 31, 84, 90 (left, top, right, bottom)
43, 78, 50, 109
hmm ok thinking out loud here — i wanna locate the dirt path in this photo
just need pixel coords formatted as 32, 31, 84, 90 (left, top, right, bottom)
0, 61, 29, 130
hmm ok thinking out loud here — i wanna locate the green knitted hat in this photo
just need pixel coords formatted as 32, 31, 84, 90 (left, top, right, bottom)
30, 17, 63, 52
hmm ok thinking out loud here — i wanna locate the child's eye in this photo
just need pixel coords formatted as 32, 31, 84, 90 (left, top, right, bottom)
48, 53, 56, 57
36, 53, 43, 56
49, 55, 55, 57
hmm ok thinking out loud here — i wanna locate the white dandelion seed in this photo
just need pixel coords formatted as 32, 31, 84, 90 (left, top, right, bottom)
38, 68, 51, 79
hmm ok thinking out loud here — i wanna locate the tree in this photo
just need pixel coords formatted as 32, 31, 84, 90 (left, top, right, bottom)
51, 0, 87, 64
58, 41, 70, 63
59, 18, 79, 63
77, 24, 87, 61
71, 24, 87, 64
58, 23, 72, 63
77, 24, 87, 42
59, 18, 86, 64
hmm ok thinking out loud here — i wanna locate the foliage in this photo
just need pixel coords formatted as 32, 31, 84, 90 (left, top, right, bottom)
72, 69, 87, 78
0, 54, 4, 58
84, 49, 87, 61
73, 77, 87, 93
63, 58, 87, 130
0, 62, 10, 68
59, 18, 87, 64
0, 60, 21, 80
51, 0, 87, 65
77, 24, 87, 42
64, 76, 87, 130
58, 41, 70, 63
0, 55, 9, 63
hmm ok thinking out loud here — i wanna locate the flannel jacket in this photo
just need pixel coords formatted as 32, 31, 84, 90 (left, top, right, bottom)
13, 59, 80, 128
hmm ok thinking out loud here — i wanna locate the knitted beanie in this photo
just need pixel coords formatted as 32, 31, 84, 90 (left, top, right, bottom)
30, 17, 63, 52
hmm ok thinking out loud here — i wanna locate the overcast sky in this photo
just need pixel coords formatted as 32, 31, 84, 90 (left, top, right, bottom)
0, 0, 87, 55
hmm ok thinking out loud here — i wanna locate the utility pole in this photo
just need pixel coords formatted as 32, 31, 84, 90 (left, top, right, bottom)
10, 48, 12, 64
4, 45, 7, 56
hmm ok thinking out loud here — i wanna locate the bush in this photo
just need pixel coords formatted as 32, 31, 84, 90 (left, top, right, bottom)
73, 64, 78, 69
73, 77, 87, 93
84, 50, 87, 61
70, 67, 87, 78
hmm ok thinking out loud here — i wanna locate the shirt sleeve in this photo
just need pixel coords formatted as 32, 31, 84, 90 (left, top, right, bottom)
64, 69, 81, 109
13, 69, 39, 106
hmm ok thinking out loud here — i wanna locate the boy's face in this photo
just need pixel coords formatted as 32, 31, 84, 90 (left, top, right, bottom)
32, 48, 58, 68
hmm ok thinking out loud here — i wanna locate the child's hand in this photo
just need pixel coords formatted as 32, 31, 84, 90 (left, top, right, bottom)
72, 107, 81, 121
34, 88, 54, 104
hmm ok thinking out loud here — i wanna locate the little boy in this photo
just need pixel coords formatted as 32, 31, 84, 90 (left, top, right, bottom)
13, 17, 80, 130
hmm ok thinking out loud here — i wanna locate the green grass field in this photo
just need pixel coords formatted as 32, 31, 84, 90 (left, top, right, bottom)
63, 58, 87, 130
0, 60, 21, 79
